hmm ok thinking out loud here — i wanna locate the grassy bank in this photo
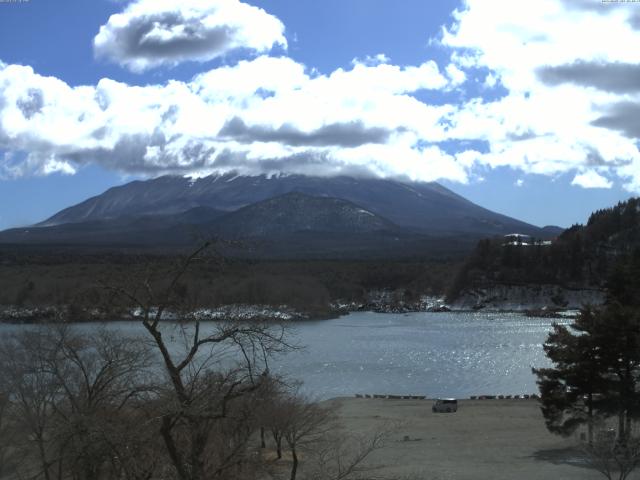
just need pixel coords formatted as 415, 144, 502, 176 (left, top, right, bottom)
327, 398, 601, 480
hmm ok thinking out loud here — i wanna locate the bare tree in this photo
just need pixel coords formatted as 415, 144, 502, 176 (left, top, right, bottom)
307, 427, 390, 480
108, 243, 294, 480
582, 425, 640, 480
282, 394, 334, 480
45, 327, 155, 480
0, 373, 19, 478
0, 329, 63, 480
260, 389, 393, 480
262, 386, 290, 460
0, 326, 156, 480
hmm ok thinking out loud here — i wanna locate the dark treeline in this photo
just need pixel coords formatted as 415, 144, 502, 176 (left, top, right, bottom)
0, 249, 460, 320
448, 198, 640, 300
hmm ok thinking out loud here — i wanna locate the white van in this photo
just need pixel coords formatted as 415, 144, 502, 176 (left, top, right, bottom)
432, 398, 458, 413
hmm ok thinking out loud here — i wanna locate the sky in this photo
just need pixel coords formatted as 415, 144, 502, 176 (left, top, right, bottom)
0, 0, 639, 229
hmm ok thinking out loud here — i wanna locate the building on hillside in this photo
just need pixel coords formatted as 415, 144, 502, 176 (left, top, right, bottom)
503, 233, 532, 246
503, 233, 552, 247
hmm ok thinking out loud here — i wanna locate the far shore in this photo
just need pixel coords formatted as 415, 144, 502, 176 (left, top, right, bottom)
0, 303, 581, 324
326, 397, 601, 480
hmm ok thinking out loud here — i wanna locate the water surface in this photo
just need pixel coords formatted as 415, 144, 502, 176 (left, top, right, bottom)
274, 311, 565, 399
1, 311, 567, 400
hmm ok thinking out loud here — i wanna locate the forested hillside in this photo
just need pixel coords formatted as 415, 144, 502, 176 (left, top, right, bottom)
0, 247, 459, 321
448, 198, 640, 302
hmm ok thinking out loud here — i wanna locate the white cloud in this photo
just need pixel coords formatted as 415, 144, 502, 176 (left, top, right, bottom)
445, 63, 466, 86
0, 55, 457, 180
571, 170, 613, 189
440, 0, 640, 191
192, 56, 308, 102
94, 0, 286, 72
2, 0, 640, 191
352, 53, 390, 67
483, 73, 497, 88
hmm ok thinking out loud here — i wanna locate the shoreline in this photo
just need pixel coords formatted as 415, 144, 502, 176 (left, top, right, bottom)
0, 303, 582, 324
0, 305, 579, 325
1, 283, 599, 324
351, 392, 540, 400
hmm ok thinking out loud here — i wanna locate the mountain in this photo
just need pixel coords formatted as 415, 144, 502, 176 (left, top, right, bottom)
0, 174, 559, 258
39, 173, 546, 237
213, 192, 397, 237
0, 207, 225, 248
0, 192, 469, 258
541, 225, 565, 237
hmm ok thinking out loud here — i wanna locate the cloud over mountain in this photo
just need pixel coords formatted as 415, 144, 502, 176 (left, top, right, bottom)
0, 57, 456, 181
218, 118, 394, 148
1, 0, 640, 192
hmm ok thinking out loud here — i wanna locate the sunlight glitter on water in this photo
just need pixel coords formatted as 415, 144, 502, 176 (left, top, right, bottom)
0, 311, 564, 400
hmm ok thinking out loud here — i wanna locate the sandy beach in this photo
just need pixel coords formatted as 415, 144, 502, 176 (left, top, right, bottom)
326, 397, 603, 480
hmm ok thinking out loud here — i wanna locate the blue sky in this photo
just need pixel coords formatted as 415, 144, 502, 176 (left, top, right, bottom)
0, 0, 638, 229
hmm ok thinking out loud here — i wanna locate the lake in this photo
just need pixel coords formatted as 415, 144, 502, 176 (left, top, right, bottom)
0, 311, 567, 400
274, 311, 565, 399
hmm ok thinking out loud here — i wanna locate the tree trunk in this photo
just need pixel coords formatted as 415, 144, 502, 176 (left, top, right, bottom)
588, 394, 594, 445
36, 434, 51, 480
290, 445, 298, 480
272, 432, 282, 459
160, 416, 190, 480
618, 410, 626, 445
189, 423, 209, 480
260, 427, 266, 449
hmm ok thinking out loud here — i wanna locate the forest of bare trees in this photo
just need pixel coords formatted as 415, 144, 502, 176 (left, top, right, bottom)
0, 245, 391, 480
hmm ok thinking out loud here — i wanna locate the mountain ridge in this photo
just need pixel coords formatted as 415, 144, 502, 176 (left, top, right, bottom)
212, 191, 399, 237
39, 173, 549, 236
0, 173, 562, 258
